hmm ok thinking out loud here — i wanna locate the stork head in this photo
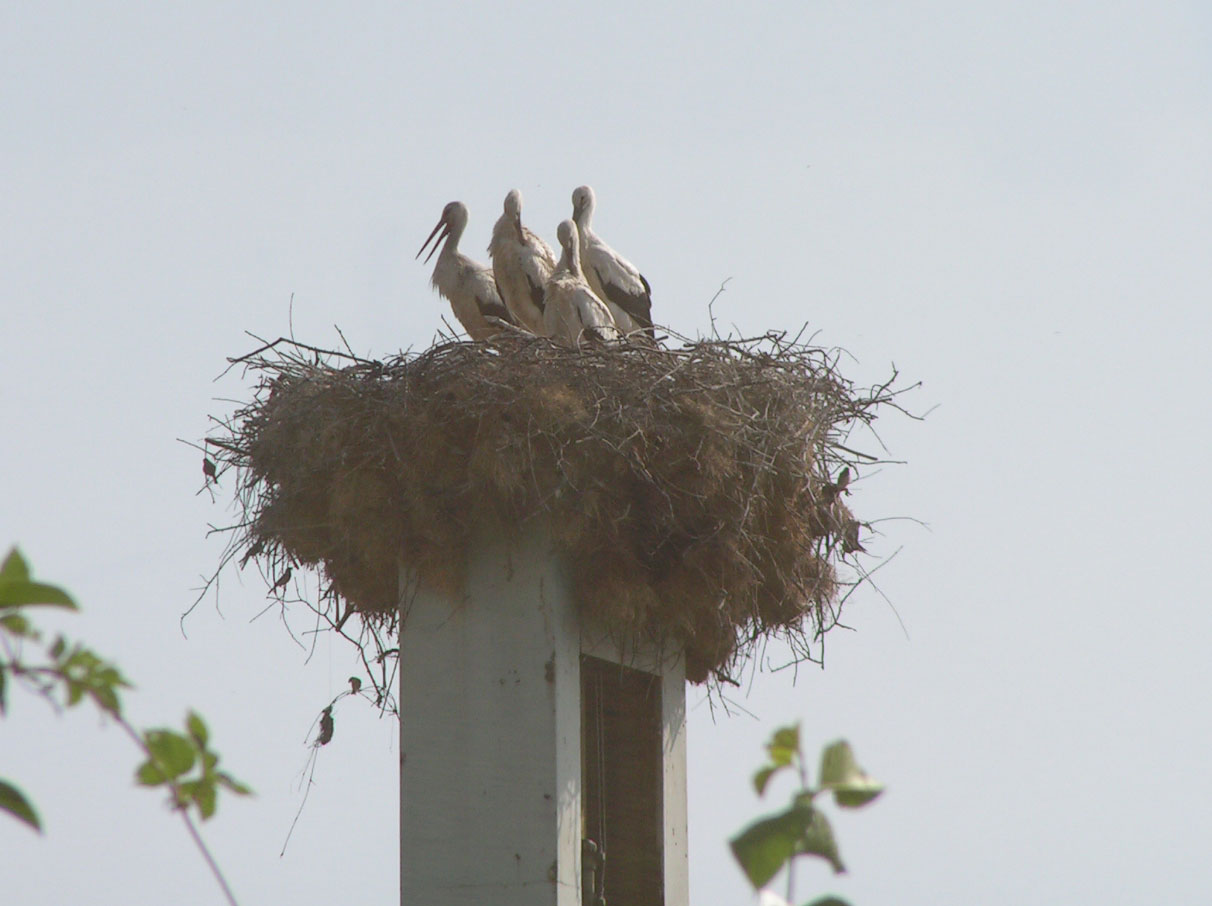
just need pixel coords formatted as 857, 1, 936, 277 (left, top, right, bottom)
555, 218, 582, 273
571, 185, 595, 226
417, 201, 469, 263
556, 219, 578, 253
503, 189, 525, 241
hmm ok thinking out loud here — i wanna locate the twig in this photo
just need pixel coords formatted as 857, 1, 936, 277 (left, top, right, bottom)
707, 277, 732, 338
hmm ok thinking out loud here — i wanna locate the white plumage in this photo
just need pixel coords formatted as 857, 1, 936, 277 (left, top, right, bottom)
417, 201, 514, 341
488, 189, 556, 335
542, 220, 621, 348
570, 185, 654, 338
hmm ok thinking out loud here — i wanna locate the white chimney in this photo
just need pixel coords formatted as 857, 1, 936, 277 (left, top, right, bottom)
400, 526, 688, 905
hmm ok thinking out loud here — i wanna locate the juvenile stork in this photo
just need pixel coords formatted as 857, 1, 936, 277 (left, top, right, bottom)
488, 189, 556, 335
417, 201, 514, 340
570, 185, 654, 338
542, 219, 620, 348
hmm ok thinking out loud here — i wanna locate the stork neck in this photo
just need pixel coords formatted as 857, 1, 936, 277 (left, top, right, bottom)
573, 202, 593, 235
566, 238, 583, 278
445, 217, 467, 252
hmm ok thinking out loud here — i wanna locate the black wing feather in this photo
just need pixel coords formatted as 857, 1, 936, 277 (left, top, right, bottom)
526, 274, 546, 313
575, 304, 614, 345
594, 266, 653, 329
476, 293, 513, 324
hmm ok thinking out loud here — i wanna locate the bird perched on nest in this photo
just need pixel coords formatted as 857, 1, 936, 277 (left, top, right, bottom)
417, 201, 515, 341
571, 185, 655, 339
543, 219, 621, 348
488, 189, 556, 336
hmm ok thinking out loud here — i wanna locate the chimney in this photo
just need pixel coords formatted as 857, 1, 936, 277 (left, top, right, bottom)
400, 526, 688, 905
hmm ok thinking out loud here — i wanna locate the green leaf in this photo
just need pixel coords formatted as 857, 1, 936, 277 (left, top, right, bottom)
56, 647, 128, 714
144, 730, 197, 780
0, 549, 30, 582
99, 665, 131, 693
136, 760, 167, 786
797, 807, 846, 874
65, 680, 85, 706
831, 778, 884, 807
0, 778, 41, 832
217, 772, 253, 796
767, 723, 801, 768
730, 801, 816, 889
753, 763, 787, 796
818, 740, 884, 808
64, 647, 97, 669
818, 739, 857, 786
49, 636, 65, 660
89, 682, 121, 716
0, 579, 77, 610
0, 550, 76, 609
186, 711, 209, 749
0, 613, 32, 637
192, 780, 217, 820
803, 897, 852, 906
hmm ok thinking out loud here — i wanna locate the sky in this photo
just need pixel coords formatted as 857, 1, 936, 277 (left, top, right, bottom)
3, 2, 1211, 903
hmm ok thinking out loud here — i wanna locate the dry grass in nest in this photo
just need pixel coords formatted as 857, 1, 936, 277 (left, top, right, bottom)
203, 329, 912, 685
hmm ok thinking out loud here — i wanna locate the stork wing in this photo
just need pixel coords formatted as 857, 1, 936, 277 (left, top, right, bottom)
525, 273, 546, 313
594, 265, 653, 329
522, 226, 557, 269
476, 292, 513, 325
572, 290, 620, 344
576, 309, 614, 344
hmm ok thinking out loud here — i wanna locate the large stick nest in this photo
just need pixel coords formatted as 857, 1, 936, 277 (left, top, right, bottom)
207, 331, 907, 684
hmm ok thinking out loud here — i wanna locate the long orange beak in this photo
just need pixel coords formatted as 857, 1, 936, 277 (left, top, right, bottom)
416, 218, 450, 264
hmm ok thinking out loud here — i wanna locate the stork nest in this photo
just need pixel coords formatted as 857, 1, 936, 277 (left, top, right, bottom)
205, 330, 909, 684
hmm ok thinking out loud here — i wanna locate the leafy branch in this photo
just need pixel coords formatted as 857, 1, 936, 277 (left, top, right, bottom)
0, 547, 251, 906
731, 723, 884, 906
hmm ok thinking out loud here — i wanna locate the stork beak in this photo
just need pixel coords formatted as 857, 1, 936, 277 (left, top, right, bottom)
416, 218, 450, 263
513, 214, 525, 243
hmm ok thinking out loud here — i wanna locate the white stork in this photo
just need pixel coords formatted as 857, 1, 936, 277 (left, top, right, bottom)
416, 201, 515, 340
542, 219, 620, 348
488, 189, 556, 335
570, 185, 654, 338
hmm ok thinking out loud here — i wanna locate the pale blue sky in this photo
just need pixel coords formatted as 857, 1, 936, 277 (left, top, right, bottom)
3, 2, 1210, 903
